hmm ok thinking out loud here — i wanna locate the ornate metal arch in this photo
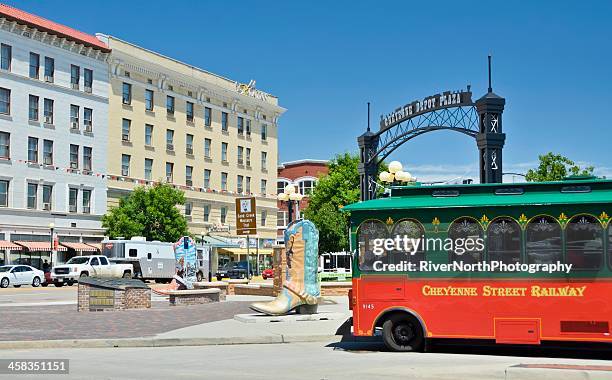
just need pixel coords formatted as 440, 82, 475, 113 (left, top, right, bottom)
358, 88, 506, 201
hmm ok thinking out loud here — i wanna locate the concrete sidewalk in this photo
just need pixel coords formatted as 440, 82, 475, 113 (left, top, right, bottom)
0, 295, 352, 350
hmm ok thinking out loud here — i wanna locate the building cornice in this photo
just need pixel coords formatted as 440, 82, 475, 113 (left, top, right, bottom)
0, 17, 109, 62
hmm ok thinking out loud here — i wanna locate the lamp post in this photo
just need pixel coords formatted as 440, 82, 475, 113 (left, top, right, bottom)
277, 184, 304, 224
48, 222, 55, 268
379, 161, 417, 186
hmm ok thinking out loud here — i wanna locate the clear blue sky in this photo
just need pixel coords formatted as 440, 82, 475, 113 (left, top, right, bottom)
10, 0, 612, 182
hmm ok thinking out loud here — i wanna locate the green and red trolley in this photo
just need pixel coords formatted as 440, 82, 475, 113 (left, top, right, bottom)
344, 177, 612, 351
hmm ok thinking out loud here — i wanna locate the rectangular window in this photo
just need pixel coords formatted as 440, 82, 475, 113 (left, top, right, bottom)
0, 180, 7, 206
246, 119, 251, 136
44, 56, 54, 82
27, 137, 38, 163
186, 165, 193, 186
261, 151, 267, 169
121, 154, 130, 176
42, 184, 52, 210
186, 101, 194, 122
261, 124, 268, 141
277, 211, 287, 227
68, 188, 78, 213
0, 132, 9, 159
204, 169, 211, 189
204, 107, 212, 126
122, 119, 131, 142
221, 142, 228, 162
237, 146, 244, 165
166, 96, 175, 116
83, 146, 92, 171
122, 82, 131, 104
260, 179, 267, 194
43, 139, 53, 165
43, 98, 53, 124
220, 206, 227, 224
28, 95, 39, 121
29, 52, 40, 79
83, 108, 92, 132
0, 88, 10, 115
145, 124, 153, 146
166, 162, 174, 182
237, 175, 244, 193
221, 172, 228, 191
70, 144, 79, 169
166, 129, 174, 151
82, 189, 91, 214
246, 148, 251, 166
246, 176, 251, 194
70, 65, 80, 89
144, 158, 153, 180
185, 202, 192, 216
221, 112, 228, 131
261, 210, 267, 226
145, 89, 154, 111
27, 183, 37, 209
70, 104, 79, 129
84, 69, 93, 92
186, 134, 194, 155
237, 117, 244, 135
203, 204, 210, 222
1, 44, 11, 71
204, 138, 211, 158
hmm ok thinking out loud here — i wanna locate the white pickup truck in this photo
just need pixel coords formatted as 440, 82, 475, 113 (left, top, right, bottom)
50, 255, 133, 287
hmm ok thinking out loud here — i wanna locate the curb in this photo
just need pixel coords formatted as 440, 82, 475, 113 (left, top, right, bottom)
0, 334, 340, 350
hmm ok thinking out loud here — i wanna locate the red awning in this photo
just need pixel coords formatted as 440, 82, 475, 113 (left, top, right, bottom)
0, 240, 22, 250
60, 242, 99, 252
15, 241, 67, 252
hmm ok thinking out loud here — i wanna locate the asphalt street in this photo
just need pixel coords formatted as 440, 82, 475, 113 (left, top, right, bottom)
0, 341, 610, 380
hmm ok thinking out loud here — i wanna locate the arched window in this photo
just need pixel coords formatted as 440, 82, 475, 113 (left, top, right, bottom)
487, 217, 521, 265
526, 216, 562, 265
357, 220, 388, 271
298, 179, 316, 195
566, 215, 603, 270
448, 218, 484, 264
391, 219, 425, 267
276, 179, 290, 195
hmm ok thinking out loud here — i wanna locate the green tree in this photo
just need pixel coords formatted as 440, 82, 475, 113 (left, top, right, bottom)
102, 183, 189, 242
525, 152, 594, 182
304, 153, 387, 253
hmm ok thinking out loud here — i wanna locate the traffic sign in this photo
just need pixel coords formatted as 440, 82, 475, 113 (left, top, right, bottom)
235, 197, 257, 235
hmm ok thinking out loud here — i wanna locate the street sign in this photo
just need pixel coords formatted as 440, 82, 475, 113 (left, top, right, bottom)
235, 197, 257, 236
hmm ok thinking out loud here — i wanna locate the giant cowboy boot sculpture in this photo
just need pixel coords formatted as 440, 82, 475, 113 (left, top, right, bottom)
250, 219, 320, 315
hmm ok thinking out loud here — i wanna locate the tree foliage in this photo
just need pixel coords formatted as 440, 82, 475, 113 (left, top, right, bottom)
525, 152, 594, 182
102, 183, 189, 242
304, 153, 387, 253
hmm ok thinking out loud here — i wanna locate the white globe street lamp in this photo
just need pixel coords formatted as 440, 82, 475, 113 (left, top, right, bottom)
278, 185, 304, 224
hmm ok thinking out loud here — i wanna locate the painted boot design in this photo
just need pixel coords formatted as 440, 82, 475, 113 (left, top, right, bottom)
250, 219, 320, 316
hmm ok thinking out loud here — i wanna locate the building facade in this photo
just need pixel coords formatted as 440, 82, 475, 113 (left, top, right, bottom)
276, 159, 328, 243
0, 5, 110, 266
97, 35, 284, 269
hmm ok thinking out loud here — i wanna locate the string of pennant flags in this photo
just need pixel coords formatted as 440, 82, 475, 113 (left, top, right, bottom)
12, 158, 278, 199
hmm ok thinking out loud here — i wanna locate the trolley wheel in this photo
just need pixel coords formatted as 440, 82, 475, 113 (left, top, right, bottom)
382, 314, 424, 352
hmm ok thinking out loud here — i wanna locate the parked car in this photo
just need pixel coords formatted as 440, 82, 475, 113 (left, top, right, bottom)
216, 261, 253, 280
0, 265, 45, 288
51, 255, 133, 287
262, 268, 274, 280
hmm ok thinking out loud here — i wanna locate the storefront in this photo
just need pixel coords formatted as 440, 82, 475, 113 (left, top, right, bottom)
13, 241, 68, 270
0, 241, 22, 266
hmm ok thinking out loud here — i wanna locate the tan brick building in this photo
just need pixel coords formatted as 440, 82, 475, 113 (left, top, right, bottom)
96, 35, 285, 254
